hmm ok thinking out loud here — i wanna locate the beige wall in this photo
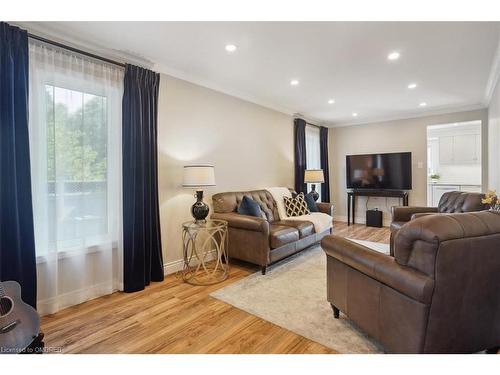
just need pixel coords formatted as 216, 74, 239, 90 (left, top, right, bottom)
157, 74, 294, 272
489, 77, 500, 192
329, 109, 488, 225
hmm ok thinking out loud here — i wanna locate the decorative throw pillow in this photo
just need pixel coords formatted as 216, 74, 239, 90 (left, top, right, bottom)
237, 196, 264, 218
304, 192, 319, 212
284, 192, 310, 217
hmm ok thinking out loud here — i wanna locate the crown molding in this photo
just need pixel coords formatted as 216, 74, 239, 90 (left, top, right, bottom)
484, 31, 500, 106
12, 21, 154, 68
11, 21, 498, 125
153, 62, 296, 117
328, 103, 487, 128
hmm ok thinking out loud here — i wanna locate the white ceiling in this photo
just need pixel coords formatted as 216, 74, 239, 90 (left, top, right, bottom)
20, 22, 500, 126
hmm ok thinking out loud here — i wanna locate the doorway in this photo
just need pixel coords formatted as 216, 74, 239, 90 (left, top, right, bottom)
426, 121, 482, 206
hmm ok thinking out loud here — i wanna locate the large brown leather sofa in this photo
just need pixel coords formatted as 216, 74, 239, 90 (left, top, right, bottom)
322, 210, 500, 353
211, 189, 334, 274
390, 191, 487, 254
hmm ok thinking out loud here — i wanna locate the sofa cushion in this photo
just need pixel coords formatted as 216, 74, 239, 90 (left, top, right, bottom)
284, 193, 310, 217
274, 220, 314, 238
437, 191, 487, 213
269, 224, 299, 249
237, 196, 264, 218
304, 192, 319, 212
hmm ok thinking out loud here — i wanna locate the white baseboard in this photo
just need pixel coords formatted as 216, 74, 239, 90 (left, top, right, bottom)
334, 215, 391, 227
163, 250, 217, 276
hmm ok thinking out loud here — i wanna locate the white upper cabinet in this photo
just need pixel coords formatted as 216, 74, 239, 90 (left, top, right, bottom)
438, 133, 480, 165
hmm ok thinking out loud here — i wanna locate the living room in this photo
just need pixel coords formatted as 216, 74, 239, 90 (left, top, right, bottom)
2, 1, 500, 373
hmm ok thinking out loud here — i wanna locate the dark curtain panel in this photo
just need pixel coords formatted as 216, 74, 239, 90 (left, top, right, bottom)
0, 22, 37, 308
320, 126, 331, 202
122, 64, 164, 292
294, 118, 307, 194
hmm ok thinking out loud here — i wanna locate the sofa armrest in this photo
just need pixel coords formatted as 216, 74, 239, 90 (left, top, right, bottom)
321, 235, 434, 304
211, 212, 269, 234
391, 206, 438, 222
317, 202, 334, 216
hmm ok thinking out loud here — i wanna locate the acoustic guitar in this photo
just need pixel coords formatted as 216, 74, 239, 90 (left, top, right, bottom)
0, 280, 40, 354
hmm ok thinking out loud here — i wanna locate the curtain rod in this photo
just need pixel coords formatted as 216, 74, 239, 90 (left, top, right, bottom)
294, 117, 322, 129
306, 122, 322, 129
28, 33, 126, 68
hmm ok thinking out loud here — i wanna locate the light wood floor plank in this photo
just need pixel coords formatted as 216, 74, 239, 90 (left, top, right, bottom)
40, 221, 389, 354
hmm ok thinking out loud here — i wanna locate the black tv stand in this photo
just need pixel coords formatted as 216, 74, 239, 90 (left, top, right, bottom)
347, 190, 409, 226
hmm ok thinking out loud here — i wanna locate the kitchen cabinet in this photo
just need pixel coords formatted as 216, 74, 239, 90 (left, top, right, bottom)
439, 134, 480, 165
427, 184, 482, 206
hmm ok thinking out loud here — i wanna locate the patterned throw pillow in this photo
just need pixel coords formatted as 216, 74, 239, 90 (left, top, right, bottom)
284, 192, 310, 217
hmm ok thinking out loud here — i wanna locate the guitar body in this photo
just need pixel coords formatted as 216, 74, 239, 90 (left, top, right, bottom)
0, 281, 40, 354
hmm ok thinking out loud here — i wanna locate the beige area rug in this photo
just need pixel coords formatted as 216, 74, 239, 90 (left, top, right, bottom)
210, 239, 390, 354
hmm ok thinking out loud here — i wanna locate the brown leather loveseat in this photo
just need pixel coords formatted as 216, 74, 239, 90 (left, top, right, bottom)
211, 189, 334, 274
390, 191, 487, 254
322, 210, 500, 353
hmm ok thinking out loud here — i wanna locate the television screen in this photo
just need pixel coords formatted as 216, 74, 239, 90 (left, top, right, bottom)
346, 152, 412, 190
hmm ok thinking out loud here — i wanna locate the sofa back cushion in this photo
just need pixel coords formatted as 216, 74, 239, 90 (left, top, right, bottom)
437, 191, 487, 213
212, 190, 279, 221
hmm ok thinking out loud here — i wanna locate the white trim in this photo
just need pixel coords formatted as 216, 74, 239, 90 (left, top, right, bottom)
37, 280, 121, 317
14, 21, 496, 125
484, 35, 500, 106
12, 21, 153, 68
328, 103, 487, 128
163, 250, 217, 276
154, 62, 294, 117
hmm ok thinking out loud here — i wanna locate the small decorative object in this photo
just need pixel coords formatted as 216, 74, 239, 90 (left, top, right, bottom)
304, 169, 325, 201
183, 164, 216, 222
429, 173, 440, 183
284, 192, 310, 217
482, 190, 500, 211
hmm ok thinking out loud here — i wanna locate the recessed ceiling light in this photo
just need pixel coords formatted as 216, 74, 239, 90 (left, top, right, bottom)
290, 79, 299, 86
419, 102, 427, 107
387, 51, 400, 61
225, 44, 237, 53
328, 99, 335, 104
352, 112, 358, 117
408, 83, 417, 89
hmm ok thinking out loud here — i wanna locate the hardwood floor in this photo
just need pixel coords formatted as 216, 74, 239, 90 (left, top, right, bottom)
40, 221, 390, 354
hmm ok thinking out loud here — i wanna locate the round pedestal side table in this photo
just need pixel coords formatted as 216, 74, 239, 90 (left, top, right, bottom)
181, 219, 229, 285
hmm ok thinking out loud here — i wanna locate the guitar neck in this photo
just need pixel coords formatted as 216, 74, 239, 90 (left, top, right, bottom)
0, 282, 5, 299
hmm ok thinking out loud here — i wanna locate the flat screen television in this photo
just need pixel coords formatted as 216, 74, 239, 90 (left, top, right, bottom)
346, 152, 412, 190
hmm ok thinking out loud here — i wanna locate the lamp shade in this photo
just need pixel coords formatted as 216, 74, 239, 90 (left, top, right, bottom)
304, 169, 324, 183
182, 165, 216, 187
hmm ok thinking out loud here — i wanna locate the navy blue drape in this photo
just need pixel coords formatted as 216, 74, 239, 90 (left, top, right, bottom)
0, 22, 37, 308
294, 118, 307, 194
122, 64, 164, 292
320, 126, 330, 202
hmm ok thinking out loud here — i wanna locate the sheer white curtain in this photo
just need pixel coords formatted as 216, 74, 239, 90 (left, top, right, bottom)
28, 41, 124, 315
305, 124, 322, 201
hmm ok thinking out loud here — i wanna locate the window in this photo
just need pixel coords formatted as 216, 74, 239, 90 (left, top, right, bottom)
29, 41, 124, 315
305, 124, 322, 201
44, 85, 109, 250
